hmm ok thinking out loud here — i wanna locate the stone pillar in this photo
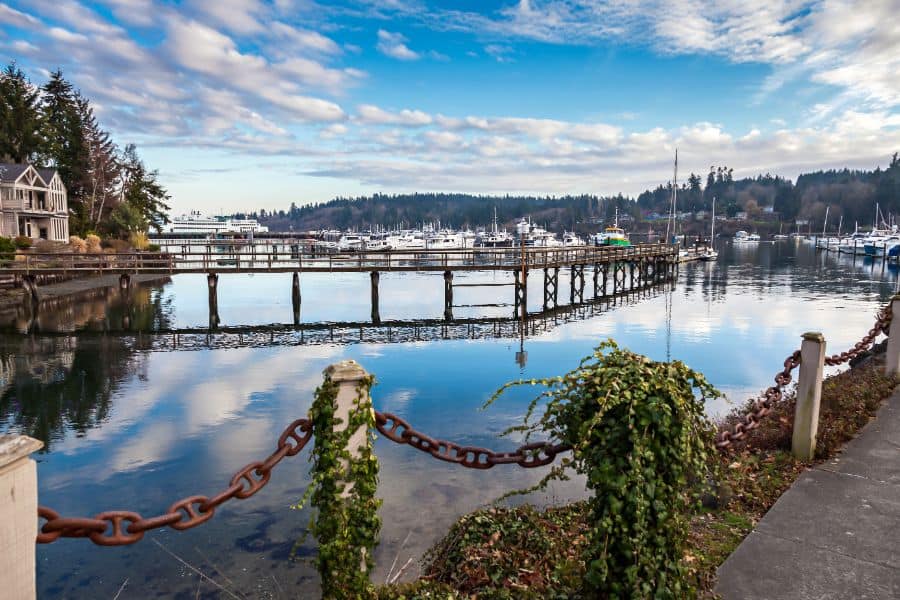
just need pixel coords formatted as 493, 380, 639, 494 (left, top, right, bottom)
324, 360, 372, 496
292, 272, 301, 326
792, 332, 826, 461
370, 271, 380, 324
885, 295, 900, 377
0, 435, 43, 600
443, 270, 453, 321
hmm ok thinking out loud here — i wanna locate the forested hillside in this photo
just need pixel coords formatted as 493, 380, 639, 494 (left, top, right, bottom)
237, 155, 900, 234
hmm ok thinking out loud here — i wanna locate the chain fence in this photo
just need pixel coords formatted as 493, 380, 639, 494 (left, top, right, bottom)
715, 304, 893, 450
37, 418, 312, 546
33, 303, 895, 544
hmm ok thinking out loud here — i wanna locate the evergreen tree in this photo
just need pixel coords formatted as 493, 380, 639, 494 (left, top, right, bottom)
0, 62, 44, 163
40, 69, 88, 201
78, 94, 120, 232
116, 144, 170, 234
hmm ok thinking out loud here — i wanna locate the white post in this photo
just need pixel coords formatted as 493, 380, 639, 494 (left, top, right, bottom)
792, 333, 826, 461
884, 295, 900, 377
0, 435, 43, 600
324, 360, 372, 497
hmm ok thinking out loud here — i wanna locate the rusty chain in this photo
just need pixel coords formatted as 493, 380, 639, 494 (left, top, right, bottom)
374, 410, 571, 469
716, 304, 893, 450
715, 350, 801, 450
37, 418, 312, 546
824, 304, 892, 366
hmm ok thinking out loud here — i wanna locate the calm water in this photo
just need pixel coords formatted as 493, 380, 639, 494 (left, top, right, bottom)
2, 241, 897, 599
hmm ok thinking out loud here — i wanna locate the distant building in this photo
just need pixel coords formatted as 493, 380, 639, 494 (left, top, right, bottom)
762, 205, 775, 214
734, 211, 748, 221
0, 163, 69, 242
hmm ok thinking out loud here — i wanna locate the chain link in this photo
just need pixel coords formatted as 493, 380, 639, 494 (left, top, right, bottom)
715, 350, 801, 450
374, 410, 571, 469
824, 304, 892, 366
37, 418, 312, 546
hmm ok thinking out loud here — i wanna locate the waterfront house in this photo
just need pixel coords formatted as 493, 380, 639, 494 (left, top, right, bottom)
0, 163, 70, 242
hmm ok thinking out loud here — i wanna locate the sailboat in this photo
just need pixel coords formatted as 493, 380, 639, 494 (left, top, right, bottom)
699, 197, 718, 261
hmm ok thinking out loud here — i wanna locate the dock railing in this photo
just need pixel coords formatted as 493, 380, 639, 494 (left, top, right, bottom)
3, 295, 898, 598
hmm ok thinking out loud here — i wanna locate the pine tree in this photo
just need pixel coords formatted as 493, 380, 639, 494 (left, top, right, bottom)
0, 62, 44, 163
115, 144, 170, 234
40, 69, 88, 200
78, 94, 120, 232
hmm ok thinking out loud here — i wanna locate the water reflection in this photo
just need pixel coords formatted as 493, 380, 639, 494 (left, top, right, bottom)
2, 240, 898, 598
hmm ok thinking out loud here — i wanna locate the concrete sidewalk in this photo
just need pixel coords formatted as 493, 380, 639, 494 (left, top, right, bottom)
716, 388, 900, 599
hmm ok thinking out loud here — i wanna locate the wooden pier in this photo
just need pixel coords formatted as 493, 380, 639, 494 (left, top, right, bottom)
3, 245, 678, 323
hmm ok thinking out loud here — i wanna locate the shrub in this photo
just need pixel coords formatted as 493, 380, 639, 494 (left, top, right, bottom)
104, 238, 131, 253
69, 235, 87, 253
0, 236, 15, 260
85, 234, 102, 253
486, 340, 718, 598
147, 243, 161, 253
128, 231, 149, 250
14, 235, 32, 250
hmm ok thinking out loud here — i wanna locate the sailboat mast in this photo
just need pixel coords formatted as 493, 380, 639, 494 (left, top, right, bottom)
666, 149, 678, 243
822, 205, 829, 237
711, 196, 716, 241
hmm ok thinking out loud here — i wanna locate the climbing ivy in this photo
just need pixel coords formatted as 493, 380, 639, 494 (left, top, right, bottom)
300, 373, 381, 599
486, 340, 718, 598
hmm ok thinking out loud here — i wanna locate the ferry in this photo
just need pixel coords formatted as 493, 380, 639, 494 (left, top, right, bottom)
161, 211, 269, 235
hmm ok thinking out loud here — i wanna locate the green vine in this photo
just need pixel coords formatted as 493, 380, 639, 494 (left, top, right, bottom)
299, 373, 382, 599
485, 340, 718, 598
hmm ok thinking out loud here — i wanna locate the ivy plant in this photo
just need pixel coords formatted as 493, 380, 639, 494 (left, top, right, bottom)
300, 373, 381, 599
486, 340, 718, 598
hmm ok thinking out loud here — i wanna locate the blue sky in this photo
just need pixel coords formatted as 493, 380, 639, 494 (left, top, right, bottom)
1, 0, 899, 215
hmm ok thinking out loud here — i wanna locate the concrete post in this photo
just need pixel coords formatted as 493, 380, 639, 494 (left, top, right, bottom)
792, 332, 826, 461
118, 273, 131, 292
0, 434, 44, 600
884, 295, 900, 376
323, 361, 373, 573
207, 273, 219, 329
324, 360, 372, 496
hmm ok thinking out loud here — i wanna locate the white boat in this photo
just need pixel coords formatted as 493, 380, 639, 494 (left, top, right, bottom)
477, 210, 513, 248
530, 225, 562, 247
387, 231, 426, 250
699, 198, 718, 261
734, 231, 759, 243
337, 233, 367, 252
561, 232, 585, 246
365, 234, 392, 251
426, 230, 464, 250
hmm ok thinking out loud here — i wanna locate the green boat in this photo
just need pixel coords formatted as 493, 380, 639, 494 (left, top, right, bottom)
593, 209, 631, 246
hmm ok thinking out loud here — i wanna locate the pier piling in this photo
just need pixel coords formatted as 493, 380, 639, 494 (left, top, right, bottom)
292, 272, 301, 325
443, 270, 453, 321
207, 273, 219, 329
370, 271, 381, 324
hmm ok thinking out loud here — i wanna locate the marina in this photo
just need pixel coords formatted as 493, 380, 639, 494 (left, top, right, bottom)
2, 240, 897, 597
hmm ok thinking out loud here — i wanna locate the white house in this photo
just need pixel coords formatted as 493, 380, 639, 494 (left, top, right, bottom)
0, 163, 70, 242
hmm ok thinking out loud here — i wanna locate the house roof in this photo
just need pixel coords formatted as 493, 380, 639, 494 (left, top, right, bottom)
37, 168, 58, 184
0, 163, 32, 183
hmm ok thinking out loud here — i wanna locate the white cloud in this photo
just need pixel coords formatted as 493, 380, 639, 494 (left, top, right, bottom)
0, 2, 39, 28
356, 104, 433, 126
376, 29, 420, 60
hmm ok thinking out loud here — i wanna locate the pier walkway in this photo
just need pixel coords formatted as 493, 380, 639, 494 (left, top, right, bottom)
716, 386, 900, 599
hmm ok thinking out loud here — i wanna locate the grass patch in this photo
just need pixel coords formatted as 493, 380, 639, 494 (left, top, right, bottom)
378, 358, 897, 599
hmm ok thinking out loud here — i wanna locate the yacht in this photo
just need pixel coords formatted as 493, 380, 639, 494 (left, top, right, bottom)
477, 209, 513, 248
733, 231, 760, 243
530, 225, 562, 247
365, 234, 392, 252
561, 232, 585, 246
426, 230, 464, 250
337, 233, 367, 252
387, 231, 426, 250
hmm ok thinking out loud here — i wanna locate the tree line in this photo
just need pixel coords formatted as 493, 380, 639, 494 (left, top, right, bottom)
237, 154, 900, 234
0, 63, 170, 237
